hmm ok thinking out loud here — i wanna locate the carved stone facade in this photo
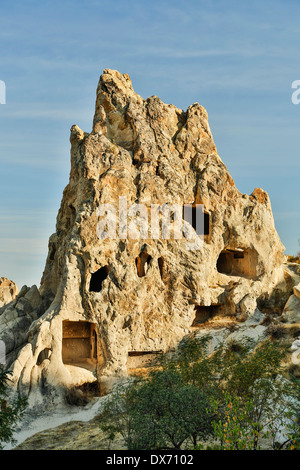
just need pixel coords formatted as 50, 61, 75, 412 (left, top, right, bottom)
1, 70, 293, 402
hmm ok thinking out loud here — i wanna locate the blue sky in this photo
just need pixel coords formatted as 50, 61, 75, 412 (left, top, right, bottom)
0, 0, 300, 289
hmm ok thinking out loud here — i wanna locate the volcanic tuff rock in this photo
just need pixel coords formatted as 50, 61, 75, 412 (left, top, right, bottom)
0, 277, 18, 308
0, 69, 295, 403
0, 285, 42, 367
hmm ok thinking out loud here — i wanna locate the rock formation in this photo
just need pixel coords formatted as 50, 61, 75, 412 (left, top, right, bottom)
1, 69, 298, 404
0, 285, 42, 368
0, 277, 18, 308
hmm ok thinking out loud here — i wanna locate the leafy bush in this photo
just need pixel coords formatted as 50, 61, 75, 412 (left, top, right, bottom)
99, 370, 215, 450
0, 366, 27, 449
211, 336, 300, 449
99, 333, 300, 450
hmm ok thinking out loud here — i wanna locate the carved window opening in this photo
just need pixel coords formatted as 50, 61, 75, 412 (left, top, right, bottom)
191, 305, 223, 327
136, 253, 152, 277
217, 248, 258, 278
89, 265, 109, 292
203, 212, 210, 236
62, 320, 98, 370
183, 205, 210, 236
127, 351, 161, 372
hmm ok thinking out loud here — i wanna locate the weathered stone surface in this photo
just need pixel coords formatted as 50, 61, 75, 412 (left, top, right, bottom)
281, 294, 300, 323
257, 263, 299, 315
0, 277, 18, 308
2, 69, 287, 401
24, 285, 42, 310
294, 283, 300, 300
0, 285, 42, 368
13, 415, 125, 450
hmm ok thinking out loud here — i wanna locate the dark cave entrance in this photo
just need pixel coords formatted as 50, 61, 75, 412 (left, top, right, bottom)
89, 265, 109, 292
136, 252, 152, 277
216, 248, 258, 278
191, 305, 224, 326
183, 205, 210, 236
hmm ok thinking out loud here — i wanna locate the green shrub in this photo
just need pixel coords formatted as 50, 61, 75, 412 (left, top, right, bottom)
0, 366, 27, 449
99, 369, 215, 450
98, 333, 300, 451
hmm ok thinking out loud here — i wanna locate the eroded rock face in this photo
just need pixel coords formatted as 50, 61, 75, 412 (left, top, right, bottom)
0, 277, 18, 308
0, 285, 42, 368
2, 69, 289, 400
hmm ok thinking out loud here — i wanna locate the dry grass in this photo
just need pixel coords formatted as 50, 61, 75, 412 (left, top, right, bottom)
191, 316, 237, 331
266, 323, 287, 339
287, 255, 300, 265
